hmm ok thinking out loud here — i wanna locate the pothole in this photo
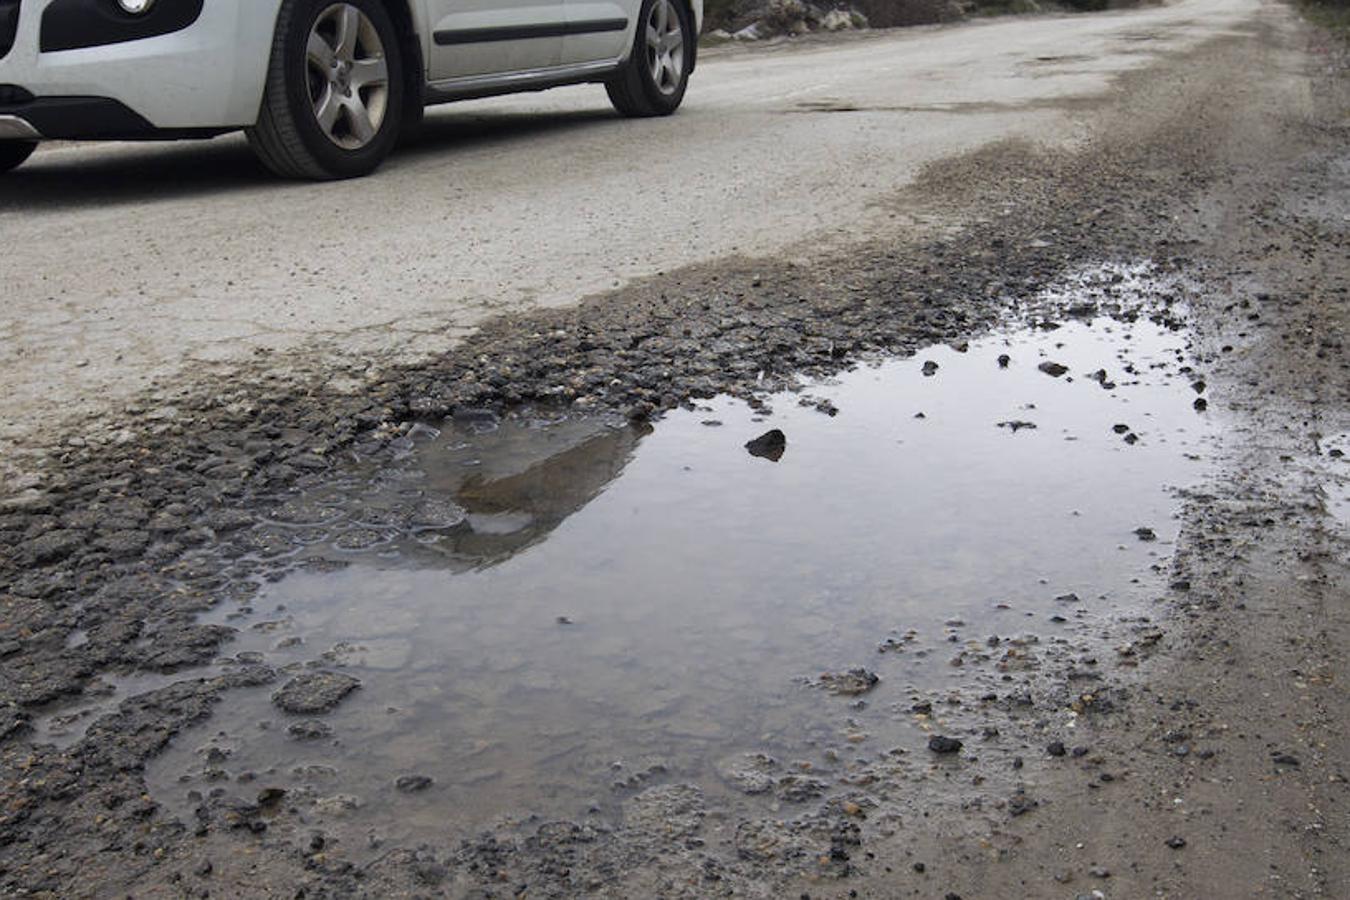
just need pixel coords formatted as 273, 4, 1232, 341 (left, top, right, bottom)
129, 267, 1216, 857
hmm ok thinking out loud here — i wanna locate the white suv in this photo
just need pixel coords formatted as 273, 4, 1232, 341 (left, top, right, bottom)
0, 0, 700, 179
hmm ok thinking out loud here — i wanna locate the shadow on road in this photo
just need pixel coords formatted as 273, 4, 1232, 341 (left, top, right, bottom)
0, 106, 617, 213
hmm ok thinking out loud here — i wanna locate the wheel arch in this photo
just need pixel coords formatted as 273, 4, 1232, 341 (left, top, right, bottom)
375, 0, 427, 131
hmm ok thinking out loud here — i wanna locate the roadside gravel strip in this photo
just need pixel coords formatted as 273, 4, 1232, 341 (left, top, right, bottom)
1, 8, 1347, 899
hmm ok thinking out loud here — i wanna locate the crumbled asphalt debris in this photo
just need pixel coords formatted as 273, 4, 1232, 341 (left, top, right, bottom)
271, 672, 361, 715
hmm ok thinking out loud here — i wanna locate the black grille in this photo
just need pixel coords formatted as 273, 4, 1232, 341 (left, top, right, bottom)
0, 0, 19, 62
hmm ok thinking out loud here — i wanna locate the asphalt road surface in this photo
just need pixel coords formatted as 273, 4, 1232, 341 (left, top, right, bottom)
0, 0, 1260, 459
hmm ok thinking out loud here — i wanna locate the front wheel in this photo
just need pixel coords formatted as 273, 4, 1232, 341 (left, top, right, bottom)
606, 0, 693, 117
0, 142, 36, 174
247, 0, 405, 180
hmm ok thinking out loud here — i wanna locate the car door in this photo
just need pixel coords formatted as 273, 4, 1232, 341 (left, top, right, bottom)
559, 0, 637, 66
424, 0, 566, 81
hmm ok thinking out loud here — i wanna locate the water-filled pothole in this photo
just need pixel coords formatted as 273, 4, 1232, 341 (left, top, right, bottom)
137, 301, 1214, 856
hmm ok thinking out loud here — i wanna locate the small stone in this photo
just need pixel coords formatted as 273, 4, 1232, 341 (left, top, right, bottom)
997, 354, 1011, 368
256, 788, 286, 806
819, 668, 879, 696
922, 361, 939, 376
928, 735, 963, 754
1165, 836, 1187, 849
1037, 361, 1069, 377
1134, 527, 1156, 541
1047, 741, 1067, 757
745, 429, 787, 462
395, 774, 434, 793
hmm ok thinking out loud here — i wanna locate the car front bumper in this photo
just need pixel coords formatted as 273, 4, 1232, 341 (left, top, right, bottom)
0, 0, 280, 139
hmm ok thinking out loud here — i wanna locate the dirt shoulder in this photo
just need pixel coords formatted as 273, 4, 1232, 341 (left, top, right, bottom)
0, 3, 1346, 898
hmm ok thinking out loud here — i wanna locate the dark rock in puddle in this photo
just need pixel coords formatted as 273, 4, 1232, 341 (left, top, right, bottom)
911, 700, 933, 714
818, 668, 879, 695
928, 735, 963, 754
396, 774, 435, 793
1123, 432, 1140, 445
997, 354, 1011, 368
997, 420, 1037, 432
272, 671, 361, 714
1134, 526, 1157, 541
1112, 423, 1131, 434
1193, 397, 1208, 412
1054, 593, 1081, 604
745, 429, 787, 462
287, 720, 334, 741
921, 360, 940, 376
1037, 361, 1069, 377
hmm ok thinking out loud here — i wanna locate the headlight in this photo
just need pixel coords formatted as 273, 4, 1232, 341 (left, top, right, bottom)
116, 0, 156, 13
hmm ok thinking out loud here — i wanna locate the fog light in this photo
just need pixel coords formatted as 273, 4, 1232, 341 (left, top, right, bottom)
116, 0, 156, 13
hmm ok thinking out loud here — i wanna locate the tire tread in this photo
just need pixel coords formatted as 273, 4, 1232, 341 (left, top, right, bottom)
246, 0, 330, 179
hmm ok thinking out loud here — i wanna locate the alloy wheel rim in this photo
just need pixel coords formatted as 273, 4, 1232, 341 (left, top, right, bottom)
306, 4, 389, 150
645, 0, 684, 96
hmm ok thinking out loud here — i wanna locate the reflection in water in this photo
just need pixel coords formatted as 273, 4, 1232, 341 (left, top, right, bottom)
142, 313, 1215, 858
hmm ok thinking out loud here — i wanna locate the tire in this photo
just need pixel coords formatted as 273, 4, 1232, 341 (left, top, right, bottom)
0, 142, 36, 174
606, 0, 693, 117
247, 0, 405, 180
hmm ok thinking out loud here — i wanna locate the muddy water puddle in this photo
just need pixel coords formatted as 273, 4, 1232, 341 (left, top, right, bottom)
142, 309, 1214, 856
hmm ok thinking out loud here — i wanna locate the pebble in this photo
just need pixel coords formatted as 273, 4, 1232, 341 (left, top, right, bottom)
928, 735, 963, 754
395, 775, 435, 793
